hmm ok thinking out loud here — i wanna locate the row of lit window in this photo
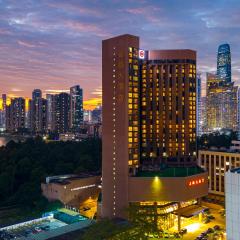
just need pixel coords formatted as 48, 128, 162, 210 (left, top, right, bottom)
128, 160, 138, 166
128, 48, 139, 167
128, 93, 138, 98
129, 137, 138, 143
128, 104, 138, 109
112, 47, 117, 216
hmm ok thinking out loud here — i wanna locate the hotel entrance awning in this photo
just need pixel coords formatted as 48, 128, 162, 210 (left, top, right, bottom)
173, 205, 207, 218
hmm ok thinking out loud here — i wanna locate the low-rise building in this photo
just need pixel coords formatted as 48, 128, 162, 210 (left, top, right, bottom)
198, 147, 240, 196
230, 140, 240, 151
41, 174, 101, 218
59, 133, 89, 141
225, 168, 240, 240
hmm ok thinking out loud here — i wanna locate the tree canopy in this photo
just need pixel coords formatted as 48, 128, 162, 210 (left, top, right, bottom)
0, 137, 102, 208
197, 131, 238, 149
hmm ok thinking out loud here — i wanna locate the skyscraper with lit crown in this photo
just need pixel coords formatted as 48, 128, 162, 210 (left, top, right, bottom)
217, 43, 231, 83
206, 43, 237, 133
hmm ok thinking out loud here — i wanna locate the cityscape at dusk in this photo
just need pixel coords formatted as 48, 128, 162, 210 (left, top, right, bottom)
0, 0, 240, 240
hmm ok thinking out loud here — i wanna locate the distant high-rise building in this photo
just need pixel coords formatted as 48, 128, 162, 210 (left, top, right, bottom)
196, 73, 201, 136
46, 94, 56, 132
205, 44, 236, 133
55, 93, 70, 133
238, 89, 240, 138
92, 105, 102, 123
199, 96, 207, 135
5, 105, 11, 132
83, 110, 92, 123
217, 43, 231, 83
32, 89, 42, 100
2, 94, 6, 111
206, 72, 238, 132
29, 89, 47, 133
29, 99, 34, 131
6, 98, 25, 132
30, 89, 42, 132
40, 98, 47, 133
70, 85, 83, 130
25, 108, 30, 129
0, 94, 7, 130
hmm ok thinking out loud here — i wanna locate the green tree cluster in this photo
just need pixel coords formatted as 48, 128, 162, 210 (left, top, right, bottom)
197, 131, 238, 149
0, 137, 101, 209
79, 220, 131, 240
78, 205, 170, 240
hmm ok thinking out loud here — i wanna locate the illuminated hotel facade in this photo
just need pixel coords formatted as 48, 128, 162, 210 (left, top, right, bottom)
102, 34, 208, 229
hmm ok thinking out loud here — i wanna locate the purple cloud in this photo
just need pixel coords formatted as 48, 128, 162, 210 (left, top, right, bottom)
0, 0, 239, 106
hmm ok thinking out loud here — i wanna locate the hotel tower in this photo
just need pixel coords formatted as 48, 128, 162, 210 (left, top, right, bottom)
102, 34, 207, 229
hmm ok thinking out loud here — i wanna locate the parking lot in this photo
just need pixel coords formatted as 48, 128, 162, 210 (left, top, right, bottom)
182, 206, 225, 240
148, 205, 226, 240
0, 218, 67, 239
0, 208, 88, 240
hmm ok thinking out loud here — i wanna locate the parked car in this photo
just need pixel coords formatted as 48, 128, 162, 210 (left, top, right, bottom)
179, 228, 187, 234
204, 218, 210, 223
206, 228, 214, 234
35, 227, 42, 232
174, 232, 181, 238
213, 225, 221, 231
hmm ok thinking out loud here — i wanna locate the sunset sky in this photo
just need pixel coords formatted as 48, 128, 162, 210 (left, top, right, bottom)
0, 0, 240, 109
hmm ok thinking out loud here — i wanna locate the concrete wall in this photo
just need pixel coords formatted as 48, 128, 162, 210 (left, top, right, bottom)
41, 176, 101, 207
128, 172, 208, 202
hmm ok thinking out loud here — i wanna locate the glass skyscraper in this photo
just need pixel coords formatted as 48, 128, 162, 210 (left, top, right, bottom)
206, 73, 238, 132
217, 43, 231, 83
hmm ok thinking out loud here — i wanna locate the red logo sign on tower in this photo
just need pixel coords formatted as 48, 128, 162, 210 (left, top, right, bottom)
139, 50, 145, 59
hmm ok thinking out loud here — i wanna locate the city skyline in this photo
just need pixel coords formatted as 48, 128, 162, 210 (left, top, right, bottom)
0, 1, 238, 237
0, 0, 240, 109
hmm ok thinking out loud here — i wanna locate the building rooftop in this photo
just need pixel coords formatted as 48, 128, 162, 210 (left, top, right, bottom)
199, 148, 240, 154
45, 173, 100, 185
230, 168, 240, 174
173, 204, 207, 218
135, 166, 205, 178
0, 208, 93, 240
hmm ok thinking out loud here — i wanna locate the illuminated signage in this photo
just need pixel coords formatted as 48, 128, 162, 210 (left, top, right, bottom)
188, 178, 205, 187
139, 49, 145, 59
71, 184, 96, 191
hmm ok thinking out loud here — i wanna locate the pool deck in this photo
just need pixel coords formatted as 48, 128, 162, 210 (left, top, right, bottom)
1, 209, 93, 240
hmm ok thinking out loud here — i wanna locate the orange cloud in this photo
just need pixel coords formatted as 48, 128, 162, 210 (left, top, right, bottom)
0, 98, 10, 110
84, 97, 102, 110
44, 89, 70, 95
0, 94, 100, 112
0, 97, 29, 111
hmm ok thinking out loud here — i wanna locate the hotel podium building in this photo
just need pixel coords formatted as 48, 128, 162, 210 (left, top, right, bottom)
102, 34, 208, 229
